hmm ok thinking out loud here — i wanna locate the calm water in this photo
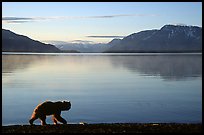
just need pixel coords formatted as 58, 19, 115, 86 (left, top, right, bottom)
2, 53, 202, 125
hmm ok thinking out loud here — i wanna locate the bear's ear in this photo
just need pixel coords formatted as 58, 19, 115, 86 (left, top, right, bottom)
63, 100, 70, 103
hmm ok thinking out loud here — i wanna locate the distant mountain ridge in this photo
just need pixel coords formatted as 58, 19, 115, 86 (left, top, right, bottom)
2, 29, 60, 53
106, 25, 202, 52
53, 43, 111, 53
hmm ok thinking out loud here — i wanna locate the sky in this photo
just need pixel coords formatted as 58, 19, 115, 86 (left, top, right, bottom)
2, 2, 202, 44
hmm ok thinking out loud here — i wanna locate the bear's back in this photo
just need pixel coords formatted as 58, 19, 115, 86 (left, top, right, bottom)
34, 101, 60, 115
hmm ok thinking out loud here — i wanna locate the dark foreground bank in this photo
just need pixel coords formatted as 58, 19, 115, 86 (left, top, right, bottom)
2, 123, 202, 133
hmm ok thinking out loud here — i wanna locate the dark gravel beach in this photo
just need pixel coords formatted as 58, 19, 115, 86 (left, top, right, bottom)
2, 123, 202, 133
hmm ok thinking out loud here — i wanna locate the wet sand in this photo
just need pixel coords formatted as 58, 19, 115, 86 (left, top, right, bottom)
2, 123, 202, 133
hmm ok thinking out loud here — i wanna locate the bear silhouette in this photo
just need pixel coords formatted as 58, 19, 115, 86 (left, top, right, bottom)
29, 101, 71, 125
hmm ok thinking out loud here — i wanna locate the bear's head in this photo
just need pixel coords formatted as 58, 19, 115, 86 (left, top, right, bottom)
60, 101, 71, 111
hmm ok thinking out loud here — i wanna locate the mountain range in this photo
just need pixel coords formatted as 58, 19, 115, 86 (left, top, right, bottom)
2, 29, 60, 53
105, 24, 202, 52
2, 24, 202, 53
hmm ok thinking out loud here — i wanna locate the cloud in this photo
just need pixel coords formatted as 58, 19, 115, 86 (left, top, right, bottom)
3, 20, 34, 24
42, 40, 95, 45
80, 14, 159, 19
2, 17, 34, 21
2, 17, 36, 24
88, 14, 137, 18
2, 14, 159, 24
87, 36, 125, 38
71, 40, 95, 44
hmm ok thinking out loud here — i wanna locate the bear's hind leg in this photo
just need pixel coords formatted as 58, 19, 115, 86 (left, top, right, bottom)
52, 115, 58, 125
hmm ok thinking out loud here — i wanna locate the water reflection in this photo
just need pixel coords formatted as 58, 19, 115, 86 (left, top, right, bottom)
2, 55, 52, 73
109, 55, 202, 80
2, 54, 202, 80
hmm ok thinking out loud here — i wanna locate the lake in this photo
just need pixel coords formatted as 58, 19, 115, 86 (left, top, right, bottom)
2, 53, 202, 125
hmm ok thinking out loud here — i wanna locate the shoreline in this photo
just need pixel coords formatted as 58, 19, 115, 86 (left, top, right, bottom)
2, 52, 202, 56
2, 123, 202, 133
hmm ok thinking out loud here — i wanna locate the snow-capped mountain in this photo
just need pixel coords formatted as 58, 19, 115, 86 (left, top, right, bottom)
53, 42, 113, 53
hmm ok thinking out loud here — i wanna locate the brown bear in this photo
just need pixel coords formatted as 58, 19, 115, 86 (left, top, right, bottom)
29, 101, 71, 125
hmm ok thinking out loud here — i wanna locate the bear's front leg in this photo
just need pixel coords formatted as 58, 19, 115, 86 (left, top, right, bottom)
39, 115, 47, 126
53, 114, 67, 124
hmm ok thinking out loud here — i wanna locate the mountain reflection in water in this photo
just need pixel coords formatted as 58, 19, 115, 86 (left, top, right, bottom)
2, 54, 202, 80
